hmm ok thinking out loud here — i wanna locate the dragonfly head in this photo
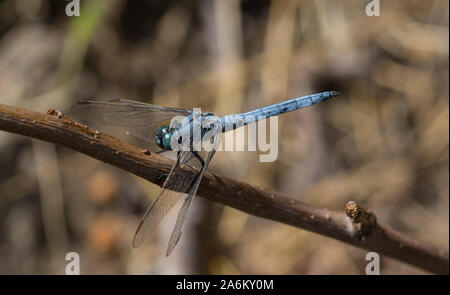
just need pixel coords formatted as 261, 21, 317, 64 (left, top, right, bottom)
155, 125, 173, 150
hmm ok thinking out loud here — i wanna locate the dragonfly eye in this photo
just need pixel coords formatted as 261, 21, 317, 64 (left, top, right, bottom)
156, 125, 172, 150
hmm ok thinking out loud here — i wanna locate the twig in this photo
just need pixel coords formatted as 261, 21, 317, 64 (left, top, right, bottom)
0, 103, 448, 274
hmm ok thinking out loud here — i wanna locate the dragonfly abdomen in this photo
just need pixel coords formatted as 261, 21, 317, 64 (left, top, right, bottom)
221, 91, 339, 132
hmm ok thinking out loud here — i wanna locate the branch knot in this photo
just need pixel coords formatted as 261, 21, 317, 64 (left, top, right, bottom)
345, 201, 377, 240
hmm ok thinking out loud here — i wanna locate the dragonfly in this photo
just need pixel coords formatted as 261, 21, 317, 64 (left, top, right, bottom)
72, 90, 340, 256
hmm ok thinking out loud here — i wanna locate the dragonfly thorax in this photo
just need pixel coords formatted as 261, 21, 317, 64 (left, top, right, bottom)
155, 125, 173, 150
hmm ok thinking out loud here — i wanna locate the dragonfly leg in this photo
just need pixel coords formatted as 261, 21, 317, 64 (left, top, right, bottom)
174, 151, 181, 168
187, 151, 206, 188
191, 151, 205, 168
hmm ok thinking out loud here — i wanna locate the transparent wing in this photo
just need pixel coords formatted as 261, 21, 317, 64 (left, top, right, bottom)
164, 116, 222, 254
132, 151, 197, 248
165, 149, 216, 256
70, 99, 192, 152
130, 111, 220, 252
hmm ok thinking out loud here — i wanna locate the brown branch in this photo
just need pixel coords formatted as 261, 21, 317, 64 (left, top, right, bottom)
0, 103, 448, 274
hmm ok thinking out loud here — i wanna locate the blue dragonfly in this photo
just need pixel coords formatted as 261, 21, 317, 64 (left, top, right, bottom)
73, 90, 339, 256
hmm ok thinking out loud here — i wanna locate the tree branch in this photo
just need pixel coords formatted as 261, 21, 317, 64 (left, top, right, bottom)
0, 103, 448, 274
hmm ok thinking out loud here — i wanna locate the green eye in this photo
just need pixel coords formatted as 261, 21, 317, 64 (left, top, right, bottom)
156, 125, 172, 150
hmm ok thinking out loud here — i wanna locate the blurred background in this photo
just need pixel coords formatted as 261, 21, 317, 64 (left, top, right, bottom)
0, 0, 448, 274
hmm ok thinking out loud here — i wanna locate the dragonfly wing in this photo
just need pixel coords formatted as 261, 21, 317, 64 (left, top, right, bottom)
132, 151, 197, 247
132, 187, 181, 248
166, 150, 216, 256
70, 99, 192, 152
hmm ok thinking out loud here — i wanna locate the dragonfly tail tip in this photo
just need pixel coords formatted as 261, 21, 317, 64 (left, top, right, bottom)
331, 90, 340, 97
